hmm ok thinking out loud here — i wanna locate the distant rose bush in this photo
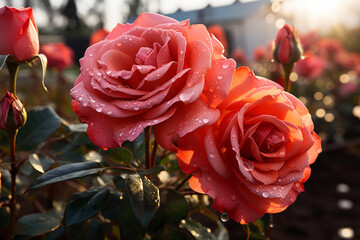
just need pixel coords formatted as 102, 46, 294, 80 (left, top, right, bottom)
89, 28, 109, 46
0, 6, 39, 61
177, 67, 322, 223
70, 13, 235, 150
41, 42, 74, 71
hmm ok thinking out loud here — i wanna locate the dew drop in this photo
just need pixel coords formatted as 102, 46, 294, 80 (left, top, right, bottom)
222, 61, 230, 69
218, 75, 223, 80
82, 101, 89, 107
209, 153, 215, 158
243, 161, 254, 171
179, 93, 191, 102
89, 121, 94, 126
203, 118, 210, 123
220, 212, 229, 222
180, 50, 184, 55
78, 96, 83, 101
106, 70, 112, 75
96, 107, 103, 112
206, 175, 212, 181
262, 191, 270, 198
119, 132, 123, 137
117, 42, 122, 47
96, 72, 102, 76
107, 111, 112, 115
89, 53, 94, 57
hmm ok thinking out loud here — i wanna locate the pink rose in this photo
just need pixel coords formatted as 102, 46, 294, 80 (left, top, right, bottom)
70, 13, 235, 150
41, 42, 74, 71
177, 67, 321, 223
0, 6, 39, 61
295, 52, 325, 80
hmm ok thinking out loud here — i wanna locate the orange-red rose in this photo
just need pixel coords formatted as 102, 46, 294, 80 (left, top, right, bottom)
41, 42, 75, 71
177, 67, 321, 223
89, 28, 110, 46
0, 6, 39, 61
70, 13, 235, 150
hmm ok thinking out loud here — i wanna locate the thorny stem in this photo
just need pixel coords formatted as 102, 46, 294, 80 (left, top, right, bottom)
150, 140, 158, 168
145, 126, 151, 172
7, 129, 18, 239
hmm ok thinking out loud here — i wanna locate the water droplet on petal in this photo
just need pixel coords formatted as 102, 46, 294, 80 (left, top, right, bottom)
89, 121, 94, 126
96, 107, 103, 112
209, 153, 215, 158
218, 75, 223, 80
107, 111, 112, 115
179, 93, 191, 102
89, 53, 94, 57
243, 161, 254, 171
220, 212, 229, 222
78, 96, 83, 101
134, 106, 140, 111
262, 191, 270, 198
203, 118, 209, 124
96, 72, 102, 76
117, 42, 122, 47
82, 101, 89, 107
222, 61, 230, 69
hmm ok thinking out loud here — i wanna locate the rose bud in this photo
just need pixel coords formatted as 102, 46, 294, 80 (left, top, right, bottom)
0, 91, 27, 131
0, 6, 39, 62
273, 24, 302, 65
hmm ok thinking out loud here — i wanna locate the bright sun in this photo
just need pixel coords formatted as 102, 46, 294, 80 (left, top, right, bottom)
281, 0, 345, 33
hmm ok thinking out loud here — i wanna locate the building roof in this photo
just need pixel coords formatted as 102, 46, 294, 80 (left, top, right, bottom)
163, 0, 269, 25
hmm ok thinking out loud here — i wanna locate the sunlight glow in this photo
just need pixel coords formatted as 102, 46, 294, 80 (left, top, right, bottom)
281, 0, 349, 33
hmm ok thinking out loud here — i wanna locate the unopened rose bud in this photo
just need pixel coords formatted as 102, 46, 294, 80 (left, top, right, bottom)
273, 24, 302, 65
0, 91, 27, 131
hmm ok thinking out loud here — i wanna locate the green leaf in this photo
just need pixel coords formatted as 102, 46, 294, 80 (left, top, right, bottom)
138, 165, 166, 176
127, 174, 160, 230
16, 210, 62, 236
152, 225, 196, 240
118, 191, 144, 240
64, 188, 110, 227
28, 53, 48, 92
101, 147, 132, 165
0, 54, 14, 70
28, 161, 105, 191
179, 219, 216, 240
148, 189, 189, 234
17, 107, 62, 150
28, 153, 54, 173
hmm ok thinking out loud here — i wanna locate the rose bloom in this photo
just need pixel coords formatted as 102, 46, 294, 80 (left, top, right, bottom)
70, 13, 235, 150
0, 6, 39, 61
89, 28, 110, 46
40, 42, 74, 71
177, 67, 321, 223
295, 52, 325, 80
207, 24, 228, 55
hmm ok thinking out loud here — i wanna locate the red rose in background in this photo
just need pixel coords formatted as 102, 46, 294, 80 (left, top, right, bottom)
70, 13, 235, 150
316, 38, 344, 59
0, 6, 39, 61
253, 46, 267, 62
300, 31, 319, 52
41, 42, 74, 71
208, 24, 228, 55
177, 67, 321, 223
89, 28, 109, 46
273, 24, 302, 65
231, 48, 247, 66
295, 52, 325, 80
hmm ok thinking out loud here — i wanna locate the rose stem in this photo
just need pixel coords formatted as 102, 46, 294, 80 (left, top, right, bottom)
175, 174, 193, 191
7, 61, 20, 96
283, 63, 294, 93
150, 140, 158, 168
8, 129, 18, 238
145, 126, 152, 178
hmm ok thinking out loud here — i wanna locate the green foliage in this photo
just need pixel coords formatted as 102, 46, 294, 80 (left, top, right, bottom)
64, 188, 110, 227
28, 161, 105, 191
16, 106, 61, 150
16, 210, 62, 237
